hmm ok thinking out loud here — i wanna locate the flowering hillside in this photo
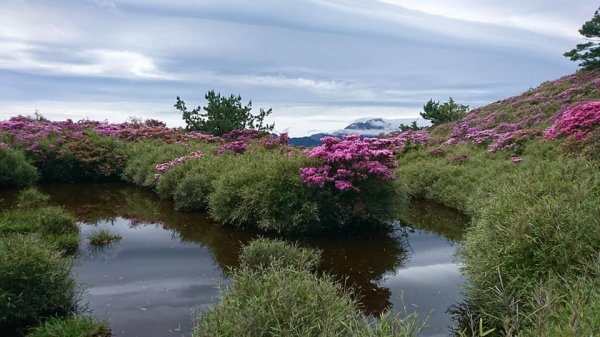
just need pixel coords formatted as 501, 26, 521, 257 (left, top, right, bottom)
427, 69, 600, 156
394, 69, 600, 336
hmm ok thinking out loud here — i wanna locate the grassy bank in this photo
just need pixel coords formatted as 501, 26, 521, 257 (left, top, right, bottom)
0, 188, 109, 335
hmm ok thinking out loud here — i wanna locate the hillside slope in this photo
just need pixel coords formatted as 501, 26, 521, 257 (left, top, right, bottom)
395, 69, 600, 336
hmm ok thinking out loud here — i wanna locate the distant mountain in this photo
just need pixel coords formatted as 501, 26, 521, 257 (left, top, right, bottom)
337, 118, 427, 136
288, 133, 331, 147
288, 118, 427, 146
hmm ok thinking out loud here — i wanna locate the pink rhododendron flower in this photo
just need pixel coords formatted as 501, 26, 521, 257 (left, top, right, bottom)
300, 134, 401, 192
544, 101, 600, 141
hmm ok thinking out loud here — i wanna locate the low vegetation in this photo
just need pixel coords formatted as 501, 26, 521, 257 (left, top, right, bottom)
26, 316, 111, 337
0, 235, 78, 327
0, 189, 96, 334
194, 239, 424, 337
88, 229, 122, 247
0, 188, 79, 253
238, 237, 321, 271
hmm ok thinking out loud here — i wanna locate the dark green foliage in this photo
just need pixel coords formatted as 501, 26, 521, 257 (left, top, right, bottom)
239, 238, 321, 271
207, 151, 323, 234
176, 90, 274, 136
173, 172, 213, 211
398, 121, 422, 132
26, 315, 111, 337
121, 140, 191, 188
0, 146, 38, 188
0, 235, 78, 327
35, 133, 125, 183
564, 8, 600, 69
420, 98, 469, 125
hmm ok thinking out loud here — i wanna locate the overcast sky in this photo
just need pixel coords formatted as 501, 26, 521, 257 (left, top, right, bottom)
0, 0, 596, 135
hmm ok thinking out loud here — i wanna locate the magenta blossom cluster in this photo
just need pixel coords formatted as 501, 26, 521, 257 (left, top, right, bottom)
544, 101, 600, 141
215, 141, 248, 155
216, 132, 290, 155
155, 150, 204, 176
445, 120, 540, 153
382, 130, 430, 151
300, 134, 398, 191
0, 116, 222, 149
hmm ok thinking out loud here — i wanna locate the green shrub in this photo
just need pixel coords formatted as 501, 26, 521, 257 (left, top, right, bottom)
38, 206, 78, 237
121, 140, 190, 188
193, 267, 357, 337
207, 147, 407, 234
26, 315, 111, 337
172, 172, 212, 211
396, 143, 600, 334
208, 151, 324, 234
0, 235, 78, 327
461, 157, 600, 324
194, 239, 423, 337
0, 146, 38, 187
239, 238, 321, 271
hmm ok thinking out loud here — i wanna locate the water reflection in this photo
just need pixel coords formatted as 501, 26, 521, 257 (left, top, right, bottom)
1, 183, 468, 337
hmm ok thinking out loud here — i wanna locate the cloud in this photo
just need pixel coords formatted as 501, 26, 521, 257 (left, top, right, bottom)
0, 41, 173, 80
0, 0, 589, 136
372, 0, 594, 39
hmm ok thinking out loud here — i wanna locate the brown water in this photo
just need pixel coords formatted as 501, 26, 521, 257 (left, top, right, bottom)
0, 183, 468, 337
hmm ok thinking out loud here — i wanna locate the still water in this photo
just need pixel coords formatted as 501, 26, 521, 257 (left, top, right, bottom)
1, 183, 468, 337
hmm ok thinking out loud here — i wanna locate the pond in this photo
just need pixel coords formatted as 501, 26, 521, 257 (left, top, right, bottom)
0, 183, 468, 337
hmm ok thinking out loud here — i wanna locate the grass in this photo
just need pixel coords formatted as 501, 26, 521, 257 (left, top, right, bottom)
88, 229, 122, 247
0, 189, 80, 253
0, 235, 78, 327
194, 238, 424, 337
238, 237, 321, 271
26, 315, 111, 337
396, 142, 600, 335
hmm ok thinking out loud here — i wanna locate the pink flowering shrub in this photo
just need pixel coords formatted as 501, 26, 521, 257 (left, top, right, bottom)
221, 129, 264, 142
215, 141, 248, 155
260, 133, 289, 149
444, 121, 540, 153
216, 131, 290, 155
544, 101, 600, 141
379, 130, 430, 152
300, 135, 398, 191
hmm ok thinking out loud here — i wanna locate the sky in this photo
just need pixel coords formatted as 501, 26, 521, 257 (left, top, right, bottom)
0, 0, 596, 136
